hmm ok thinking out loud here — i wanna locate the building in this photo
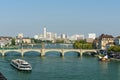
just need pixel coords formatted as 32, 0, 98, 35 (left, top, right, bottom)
69, 34, 84, 40
61, 34, 67, 39
88, 33, 96, 39
114, 36, 120, 46
38, 34, 43, 40
46, 32, 52, 40
15, 38, 22, 45
69, 35, 77, 40
16, 37, 31, 45
98, 34, 114, 49
78, 35, 84, 40
86, 38, 94, 43
22, 38, 31, 44
18, 33, 24, 39
0, 36, 12, 47
46, 32, 57, 41
43, 27, 47, 39
93, 38, 99, 49
34, 35, 39, 39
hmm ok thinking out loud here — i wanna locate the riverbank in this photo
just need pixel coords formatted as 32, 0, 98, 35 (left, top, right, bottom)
110, 58, 120, 61
95, 54, 120, 62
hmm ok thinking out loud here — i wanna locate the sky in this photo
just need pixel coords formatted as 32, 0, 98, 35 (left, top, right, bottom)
0, 0, 120, 37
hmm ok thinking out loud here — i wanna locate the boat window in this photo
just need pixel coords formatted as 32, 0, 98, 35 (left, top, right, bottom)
20, 66, 31, 68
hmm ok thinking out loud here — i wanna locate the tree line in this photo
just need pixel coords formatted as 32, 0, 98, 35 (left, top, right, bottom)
73, 40, 93, 49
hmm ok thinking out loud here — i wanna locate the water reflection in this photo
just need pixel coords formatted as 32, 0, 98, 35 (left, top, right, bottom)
99, 61, 109, 74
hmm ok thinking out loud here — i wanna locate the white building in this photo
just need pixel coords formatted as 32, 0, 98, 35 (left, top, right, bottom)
46, 32, 52, 40
38, 34, 44, 40
78, 34, 84, 40
43, 27, 47, 38
88, 33, 96, 39
61, 34, 67, 39
0, 36, 12, 47
115, 36, 120, 46
34, 35, 39, 39
18, 33, 24, 38
69, 34, 84, 40
46, 32, 57, 41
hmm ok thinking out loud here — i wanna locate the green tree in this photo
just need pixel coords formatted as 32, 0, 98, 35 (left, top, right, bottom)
73, 40, 93, 49
11, 38, 15, 45
79, 40, 86, 44
108, 46, 120, 52
55, 39, 64, 43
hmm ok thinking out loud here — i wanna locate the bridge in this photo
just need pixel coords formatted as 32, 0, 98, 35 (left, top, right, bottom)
0, 49, 98, 57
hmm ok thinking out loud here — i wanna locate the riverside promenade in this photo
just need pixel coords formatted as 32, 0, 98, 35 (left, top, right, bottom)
0, 48, 98, 57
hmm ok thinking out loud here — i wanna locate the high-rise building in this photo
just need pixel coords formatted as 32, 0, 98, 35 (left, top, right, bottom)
61, 34, 67, 39
78, 35, 84, 40
43, 27, 46, 38
38, 34, 43, 39
88, 33, 96, 39
69, 34, 84, 40
46, 32, 52, 40
46, 32, 57, 41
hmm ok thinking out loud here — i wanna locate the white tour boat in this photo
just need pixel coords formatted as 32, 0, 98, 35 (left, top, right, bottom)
11, 59, 32, 71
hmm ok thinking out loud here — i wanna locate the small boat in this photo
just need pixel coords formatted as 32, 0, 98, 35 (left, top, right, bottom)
11, 59, 32, 71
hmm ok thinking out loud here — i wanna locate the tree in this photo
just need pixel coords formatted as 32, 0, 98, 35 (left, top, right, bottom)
11, 38, 15, 45
73, 40, 93, 49
79, 40, 86, 44
108, 46, 120, 52
55, 39, 64, 43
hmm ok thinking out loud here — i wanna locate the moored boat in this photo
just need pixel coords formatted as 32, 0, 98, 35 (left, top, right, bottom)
11, 59, 32, 71
98, 55, 110, 62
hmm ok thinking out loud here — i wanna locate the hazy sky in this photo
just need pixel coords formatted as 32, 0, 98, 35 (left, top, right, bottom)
0, 0, 120, 37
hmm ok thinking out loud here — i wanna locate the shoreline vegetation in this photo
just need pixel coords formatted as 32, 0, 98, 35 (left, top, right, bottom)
73, 40, 120, 61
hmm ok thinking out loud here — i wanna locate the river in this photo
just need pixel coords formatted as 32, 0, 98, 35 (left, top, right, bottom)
0, 51, 120, 80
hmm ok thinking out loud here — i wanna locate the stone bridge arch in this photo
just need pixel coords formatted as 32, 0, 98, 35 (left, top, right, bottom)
3, 50, 21, 56
0, 50, 3, 56
63, 49, 81, 56
22, 49, 41, 56
81, 49, 97, 55
44, 49, 63, 57
0, 49, 98, 57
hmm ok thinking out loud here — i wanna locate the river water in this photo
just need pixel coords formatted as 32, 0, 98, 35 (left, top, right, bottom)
0, 51, 120, 80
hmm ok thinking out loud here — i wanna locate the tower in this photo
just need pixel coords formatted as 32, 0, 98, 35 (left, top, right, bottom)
44, 27, 46, 38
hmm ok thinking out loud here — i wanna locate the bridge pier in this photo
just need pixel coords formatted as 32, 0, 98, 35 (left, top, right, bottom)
21, 49, 24, 57
80, 53, 83, 57
2, 53, 5, 57
60, 53, 64, 57
21, 52, 24, 57
41, 49, 45, 57
60, 49, 65, 57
